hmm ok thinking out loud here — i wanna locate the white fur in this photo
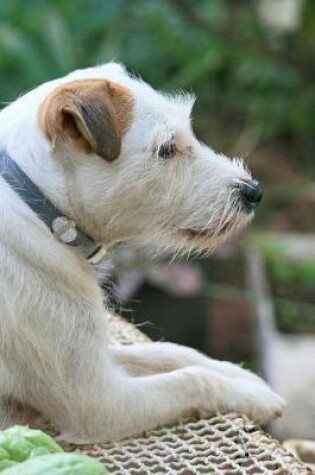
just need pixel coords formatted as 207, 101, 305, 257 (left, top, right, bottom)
0, 63, 284, 443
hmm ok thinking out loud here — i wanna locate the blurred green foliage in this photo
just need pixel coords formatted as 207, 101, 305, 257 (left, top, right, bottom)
0, 0, 314, 170
264, 245, 315, 333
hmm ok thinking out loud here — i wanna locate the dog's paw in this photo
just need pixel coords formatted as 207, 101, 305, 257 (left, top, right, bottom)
180, 366, 284, 425
227, 379, 285, 424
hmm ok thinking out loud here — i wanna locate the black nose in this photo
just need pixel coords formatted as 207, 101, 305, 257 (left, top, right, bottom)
240, 179, 263, 208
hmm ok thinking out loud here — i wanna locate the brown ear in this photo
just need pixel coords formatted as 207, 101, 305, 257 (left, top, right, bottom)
39, 79, 133, 161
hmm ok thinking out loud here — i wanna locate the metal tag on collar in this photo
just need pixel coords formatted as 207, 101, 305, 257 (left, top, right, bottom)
52, 216, 78, 243
88, 245, 107, 265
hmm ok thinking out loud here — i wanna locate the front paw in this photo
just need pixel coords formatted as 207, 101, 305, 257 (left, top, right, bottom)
228, 379, 285, 424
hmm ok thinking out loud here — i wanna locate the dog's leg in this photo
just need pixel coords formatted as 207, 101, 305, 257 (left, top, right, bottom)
57, 360, 284, 444
112, 342, 264, 384
0, 259, 283, 443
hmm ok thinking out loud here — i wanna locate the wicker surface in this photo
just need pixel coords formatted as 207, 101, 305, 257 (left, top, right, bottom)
66, 315, 311, 474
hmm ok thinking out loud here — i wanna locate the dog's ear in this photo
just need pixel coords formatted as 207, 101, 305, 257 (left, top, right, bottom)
39, 79, 133, 161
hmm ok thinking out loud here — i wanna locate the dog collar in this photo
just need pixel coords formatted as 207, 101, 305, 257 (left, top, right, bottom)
0, 150, 106, 264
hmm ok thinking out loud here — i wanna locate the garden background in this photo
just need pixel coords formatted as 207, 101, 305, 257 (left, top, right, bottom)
1, 0, 314, 439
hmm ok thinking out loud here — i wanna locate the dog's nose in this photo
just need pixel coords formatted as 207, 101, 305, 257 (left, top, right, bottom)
239, 179, 263, 208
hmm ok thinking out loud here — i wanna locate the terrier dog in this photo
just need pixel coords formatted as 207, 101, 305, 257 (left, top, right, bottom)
0, 63, 284, 443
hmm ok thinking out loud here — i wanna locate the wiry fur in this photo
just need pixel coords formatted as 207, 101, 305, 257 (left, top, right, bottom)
0, 63, 284, 443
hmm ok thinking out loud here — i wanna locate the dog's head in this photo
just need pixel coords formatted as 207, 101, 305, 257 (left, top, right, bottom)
37, 63, 262, 254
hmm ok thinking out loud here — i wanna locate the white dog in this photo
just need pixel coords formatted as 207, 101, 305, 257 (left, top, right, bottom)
0, 63, 284, 443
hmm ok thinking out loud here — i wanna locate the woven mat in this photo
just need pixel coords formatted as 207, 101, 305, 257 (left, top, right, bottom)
66, 315, 311, 474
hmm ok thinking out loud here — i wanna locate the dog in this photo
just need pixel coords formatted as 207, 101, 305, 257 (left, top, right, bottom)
0, 63, 284, 443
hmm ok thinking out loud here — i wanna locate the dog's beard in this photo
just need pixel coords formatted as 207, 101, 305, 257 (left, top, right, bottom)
177, 211, 252, 257
101, 186, 253, 259
150, 188, 254, 259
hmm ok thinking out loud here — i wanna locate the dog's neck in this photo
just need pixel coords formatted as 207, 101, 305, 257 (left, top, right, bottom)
0, 99, 108, 261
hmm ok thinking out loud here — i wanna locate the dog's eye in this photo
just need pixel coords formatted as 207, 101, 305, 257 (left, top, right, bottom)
158, 140, 176, 159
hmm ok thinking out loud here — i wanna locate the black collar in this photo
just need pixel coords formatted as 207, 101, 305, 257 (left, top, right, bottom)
0, 151, 106, 264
